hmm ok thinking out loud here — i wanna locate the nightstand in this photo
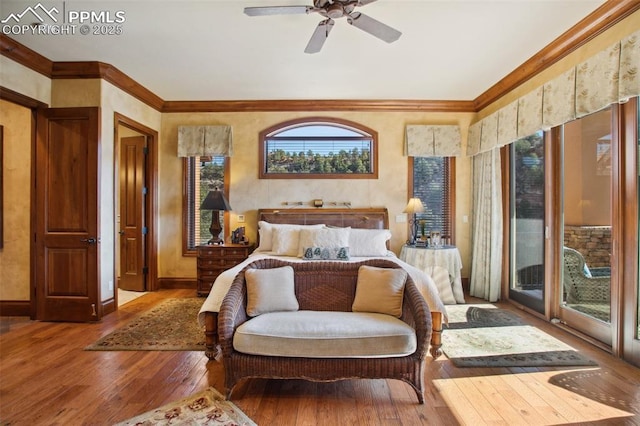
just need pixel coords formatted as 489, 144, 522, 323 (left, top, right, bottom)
197, 244, 254, 296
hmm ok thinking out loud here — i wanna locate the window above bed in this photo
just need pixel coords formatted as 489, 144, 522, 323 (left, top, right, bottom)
258, 117, 378, 179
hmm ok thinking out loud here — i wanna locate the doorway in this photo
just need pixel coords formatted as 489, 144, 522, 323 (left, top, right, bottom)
114, 114, 158, 301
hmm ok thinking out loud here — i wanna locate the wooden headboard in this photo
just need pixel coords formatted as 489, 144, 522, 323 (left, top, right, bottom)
258, 208, 389, 230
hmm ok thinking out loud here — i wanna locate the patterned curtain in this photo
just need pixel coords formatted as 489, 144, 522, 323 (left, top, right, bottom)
575, 43, 620, 118
480, 111, 498, 152
518, 86, 543, 137
619, 30, 640, 101
497, 100, 518, 147
470, 148, 503, 302
466, 121, 482, 156
405, 125, 461, 157
177, 125, 233, 157
543, 67, 576, 129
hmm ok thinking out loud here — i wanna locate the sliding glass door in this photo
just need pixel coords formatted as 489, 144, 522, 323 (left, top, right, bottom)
509, 131, 545, 314
559, 107, 612, 345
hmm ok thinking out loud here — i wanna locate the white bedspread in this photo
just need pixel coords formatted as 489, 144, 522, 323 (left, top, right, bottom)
197, 251, 452, 327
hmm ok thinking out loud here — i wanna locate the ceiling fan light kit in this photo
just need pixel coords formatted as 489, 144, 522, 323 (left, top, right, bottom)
244, 0, 401, 53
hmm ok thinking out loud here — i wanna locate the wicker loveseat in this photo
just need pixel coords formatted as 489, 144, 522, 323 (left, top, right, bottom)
218, 258, 432, 404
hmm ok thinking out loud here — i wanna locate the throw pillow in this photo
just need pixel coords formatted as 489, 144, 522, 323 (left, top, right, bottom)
301, 246, 350, 260
245, 266, 299, 317
256, 222, 325, 252
349, 228, 391, 256
297, 227, 350, 257
352, 265, 407, 318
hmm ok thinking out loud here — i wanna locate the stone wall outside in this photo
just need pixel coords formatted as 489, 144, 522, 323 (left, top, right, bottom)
564, 226, 611, 268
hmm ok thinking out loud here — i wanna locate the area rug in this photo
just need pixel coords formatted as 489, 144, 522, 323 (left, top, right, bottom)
114, 387, 256, 426
442, 304, 597, 368
85, 298, 205, 351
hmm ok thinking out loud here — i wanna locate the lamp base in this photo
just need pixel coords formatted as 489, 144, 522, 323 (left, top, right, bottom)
208, 210, 223, 245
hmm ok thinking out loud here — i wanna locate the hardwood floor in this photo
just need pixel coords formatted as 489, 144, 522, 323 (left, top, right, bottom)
1, 289, 639, 425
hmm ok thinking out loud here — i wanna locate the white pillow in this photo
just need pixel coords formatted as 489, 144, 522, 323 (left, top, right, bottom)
256, 222, 324, 252
352, 265, 407, 318
272, 227, 304, 256
349, 228, 392, 257
245, 266, 299, 317
297, 227, 350, 257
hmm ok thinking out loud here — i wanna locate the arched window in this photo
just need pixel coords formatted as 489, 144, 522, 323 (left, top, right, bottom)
259, 117, 378, 179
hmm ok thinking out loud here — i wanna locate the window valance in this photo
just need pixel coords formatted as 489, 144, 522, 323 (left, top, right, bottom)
467, 28, 640, 157
405, 124, 461, 157
177, 125, 233, 157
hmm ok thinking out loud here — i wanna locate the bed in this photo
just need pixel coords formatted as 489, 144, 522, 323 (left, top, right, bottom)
198, 207, 453, 360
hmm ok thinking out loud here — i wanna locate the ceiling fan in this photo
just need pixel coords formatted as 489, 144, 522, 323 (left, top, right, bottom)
244, 0, 401, 53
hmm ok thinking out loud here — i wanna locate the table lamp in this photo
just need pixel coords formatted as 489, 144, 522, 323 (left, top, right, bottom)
200, 188, 232, 244
403, 198, 424, 245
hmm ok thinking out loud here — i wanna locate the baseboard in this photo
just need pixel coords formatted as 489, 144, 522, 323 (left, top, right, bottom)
157, 278, 197, 289
0, 300, 31, 317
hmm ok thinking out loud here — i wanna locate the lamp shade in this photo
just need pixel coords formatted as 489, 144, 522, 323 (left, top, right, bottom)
403, 198, 424, 214
200, 189, 232, 211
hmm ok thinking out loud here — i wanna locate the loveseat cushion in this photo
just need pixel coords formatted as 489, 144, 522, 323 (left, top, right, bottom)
233, 310, 417, 358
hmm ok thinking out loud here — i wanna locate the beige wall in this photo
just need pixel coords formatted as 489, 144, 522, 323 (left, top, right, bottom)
1, 8, 637, 303
0, 100, 32, 300
160, 112, 475, 279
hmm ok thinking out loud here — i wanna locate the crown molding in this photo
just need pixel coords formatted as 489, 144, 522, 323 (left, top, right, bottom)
51, 61, 165, 111
0, 34, 52, 77
161, 99, 476, 113
2, 0, 638, 114
474, 0, 640, 111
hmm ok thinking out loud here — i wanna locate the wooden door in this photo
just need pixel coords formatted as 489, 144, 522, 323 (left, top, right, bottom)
35, 107, 100, 322
119, 136, 147, 291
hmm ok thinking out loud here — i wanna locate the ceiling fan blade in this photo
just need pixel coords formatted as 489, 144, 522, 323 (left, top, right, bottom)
347, 12, 401, 43
305, 19, 334, 54
244, 6, 313, 16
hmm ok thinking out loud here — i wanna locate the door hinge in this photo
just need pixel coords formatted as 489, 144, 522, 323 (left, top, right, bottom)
143, 146, 149, 155
142, 226, 148, 235
142, 266, 149, 275
142, 186, 148, 195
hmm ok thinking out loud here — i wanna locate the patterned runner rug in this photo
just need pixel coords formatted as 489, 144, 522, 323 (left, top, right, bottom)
114, 387, 256, 426
85, 298, 205, 351
442, 304, 597, 368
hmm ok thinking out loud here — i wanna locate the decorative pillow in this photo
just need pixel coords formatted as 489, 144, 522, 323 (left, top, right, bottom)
297, 227, 350, 257
352, 265, 407, 318
272, 227, 303, 256
302, 247, 350, 260
349, 228, 392, 256
245, 266, 299, 317
256, 222, 325, 252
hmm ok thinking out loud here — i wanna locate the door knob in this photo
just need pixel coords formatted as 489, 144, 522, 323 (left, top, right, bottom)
81, 238, 97, 244
119, 230, 125, 235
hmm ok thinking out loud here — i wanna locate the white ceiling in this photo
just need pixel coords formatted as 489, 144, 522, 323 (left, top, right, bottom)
2, 0, 605, 101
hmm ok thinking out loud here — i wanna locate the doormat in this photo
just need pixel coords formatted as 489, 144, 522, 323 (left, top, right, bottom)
442, 305, 597, 368
114, 387, 256, 426
85, 298, 205, 351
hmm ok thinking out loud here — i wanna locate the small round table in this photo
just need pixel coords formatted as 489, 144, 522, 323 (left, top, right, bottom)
399, 245, 465, 304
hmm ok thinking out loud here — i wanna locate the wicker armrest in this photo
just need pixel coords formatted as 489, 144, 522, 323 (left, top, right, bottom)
218, 271, 249, 356
401, 275, 432, 359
